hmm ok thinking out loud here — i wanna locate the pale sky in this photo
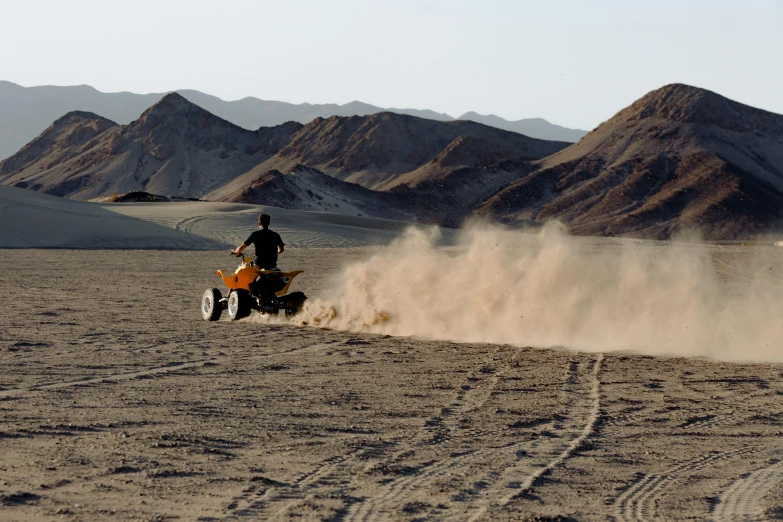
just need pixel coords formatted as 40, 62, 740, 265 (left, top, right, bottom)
1, 0, 781, 129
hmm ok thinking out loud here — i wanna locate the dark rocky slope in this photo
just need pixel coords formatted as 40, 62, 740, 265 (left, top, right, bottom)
240, 112, 569, 189
219, 165, 415, 221
475, 84, 783, 239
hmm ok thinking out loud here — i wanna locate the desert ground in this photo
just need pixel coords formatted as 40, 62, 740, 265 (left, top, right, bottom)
1, 245, 783, 522
2, 188, 783, 520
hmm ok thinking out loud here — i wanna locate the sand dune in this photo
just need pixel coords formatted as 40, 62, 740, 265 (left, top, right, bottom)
0, 185, 414, 249
0, 185, 210, 249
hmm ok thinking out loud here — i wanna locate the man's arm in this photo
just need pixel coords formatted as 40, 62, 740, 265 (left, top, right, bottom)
277, 233, 285, 254
231, 243, 248, 256
232, 232, 256, 256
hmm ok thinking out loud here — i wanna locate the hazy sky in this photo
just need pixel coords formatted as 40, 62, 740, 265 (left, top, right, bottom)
2, 0, 781, 129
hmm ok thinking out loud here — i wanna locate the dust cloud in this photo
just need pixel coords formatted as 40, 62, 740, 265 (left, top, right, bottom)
296, 222, 783, 362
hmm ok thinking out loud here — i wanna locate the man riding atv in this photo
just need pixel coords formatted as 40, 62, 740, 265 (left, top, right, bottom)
201, 213, 305, 321
231, 213, 284, 269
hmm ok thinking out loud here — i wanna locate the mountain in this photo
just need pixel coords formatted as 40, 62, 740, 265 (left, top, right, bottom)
0, 81, 585, 160
0, 111, 118, 179
474, 84, 783, 239
1, 95, 566, 225
458, 112, 588, 143
216, 112, 570, 190
166, 90, 454, 130
0, 93, 302, 199
219, 164, 415, 221
0, 82, 160, 160
9, 82, 778, 240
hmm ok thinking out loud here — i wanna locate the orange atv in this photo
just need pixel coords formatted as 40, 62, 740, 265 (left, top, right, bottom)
201, 254, 306, 321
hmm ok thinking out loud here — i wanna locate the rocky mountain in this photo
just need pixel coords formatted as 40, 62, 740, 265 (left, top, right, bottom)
222, 112, 569, 190
218, 164, 415, 221
0, 111, 118, 178
458, 112, 588, 143
214, 161, 530, 227
7, 82, 781, 240
475, 84, 783, 239
0, 81, 586, 160
0, 93, 302, 199
1, 94, 561, 225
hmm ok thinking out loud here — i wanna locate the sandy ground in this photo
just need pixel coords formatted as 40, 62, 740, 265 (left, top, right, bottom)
2, 248, 783, 521
0, 186, 414, 249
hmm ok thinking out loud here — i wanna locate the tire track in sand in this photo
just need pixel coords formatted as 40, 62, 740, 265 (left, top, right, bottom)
680, 411, 737, 432
174, 214, 241, 247
466, 354, 604, 522
420, 348, 507, 445
344, 354, 604, 522
222, 339, 365, 519
225, 348, 509, 520
228, 452, 362, 520
712, 458, 783, 521
611, 446, 758, 522
0, 332, 257, 399
0, 360, 215, 399
0, 337, 338, 400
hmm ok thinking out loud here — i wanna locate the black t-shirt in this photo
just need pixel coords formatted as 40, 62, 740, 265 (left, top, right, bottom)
243, 228, 284, 269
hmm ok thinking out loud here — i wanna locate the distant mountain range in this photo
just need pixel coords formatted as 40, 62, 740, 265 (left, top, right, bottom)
2, 83, 782, 240
0, 93, 568, 225
0, 81, 588, 160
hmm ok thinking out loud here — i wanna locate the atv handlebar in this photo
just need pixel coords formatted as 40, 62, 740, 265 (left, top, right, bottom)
229, 250, 254, 264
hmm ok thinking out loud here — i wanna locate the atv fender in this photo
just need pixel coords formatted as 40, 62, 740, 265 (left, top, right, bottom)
274, 270, 304, 296
217, 269, 303, 295
216, 270, 239, 290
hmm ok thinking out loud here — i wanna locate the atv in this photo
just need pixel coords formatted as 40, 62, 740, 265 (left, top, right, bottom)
201, 254, 307, 321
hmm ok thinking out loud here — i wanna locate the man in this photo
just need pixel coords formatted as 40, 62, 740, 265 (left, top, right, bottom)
231, 214, 285, 270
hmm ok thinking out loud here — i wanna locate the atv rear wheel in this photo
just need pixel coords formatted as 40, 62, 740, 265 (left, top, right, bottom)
284, 292, 307, 319
227, 289, 252, 321
202, 288, 223, 321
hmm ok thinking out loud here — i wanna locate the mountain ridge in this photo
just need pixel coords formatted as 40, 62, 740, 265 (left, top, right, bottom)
1, 94, 561, 226
4, 83, 783, 240
207, 111, 569, 193
0, 80, 587, 160
458, 111, 588, 142
0, 93, 302, 198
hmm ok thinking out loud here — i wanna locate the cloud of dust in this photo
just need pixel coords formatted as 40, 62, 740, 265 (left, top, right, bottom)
294, 222, 783, 362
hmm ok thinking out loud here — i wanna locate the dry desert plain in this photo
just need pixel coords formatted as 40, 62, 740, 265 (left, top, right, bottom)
2, 188, 783, 521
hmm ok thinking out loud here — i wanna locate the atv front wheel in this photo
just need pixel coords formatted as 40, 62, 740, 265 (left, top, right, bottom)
284, 292, 307, 319
202, 288, 223, 321
227, 289, 252, 321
